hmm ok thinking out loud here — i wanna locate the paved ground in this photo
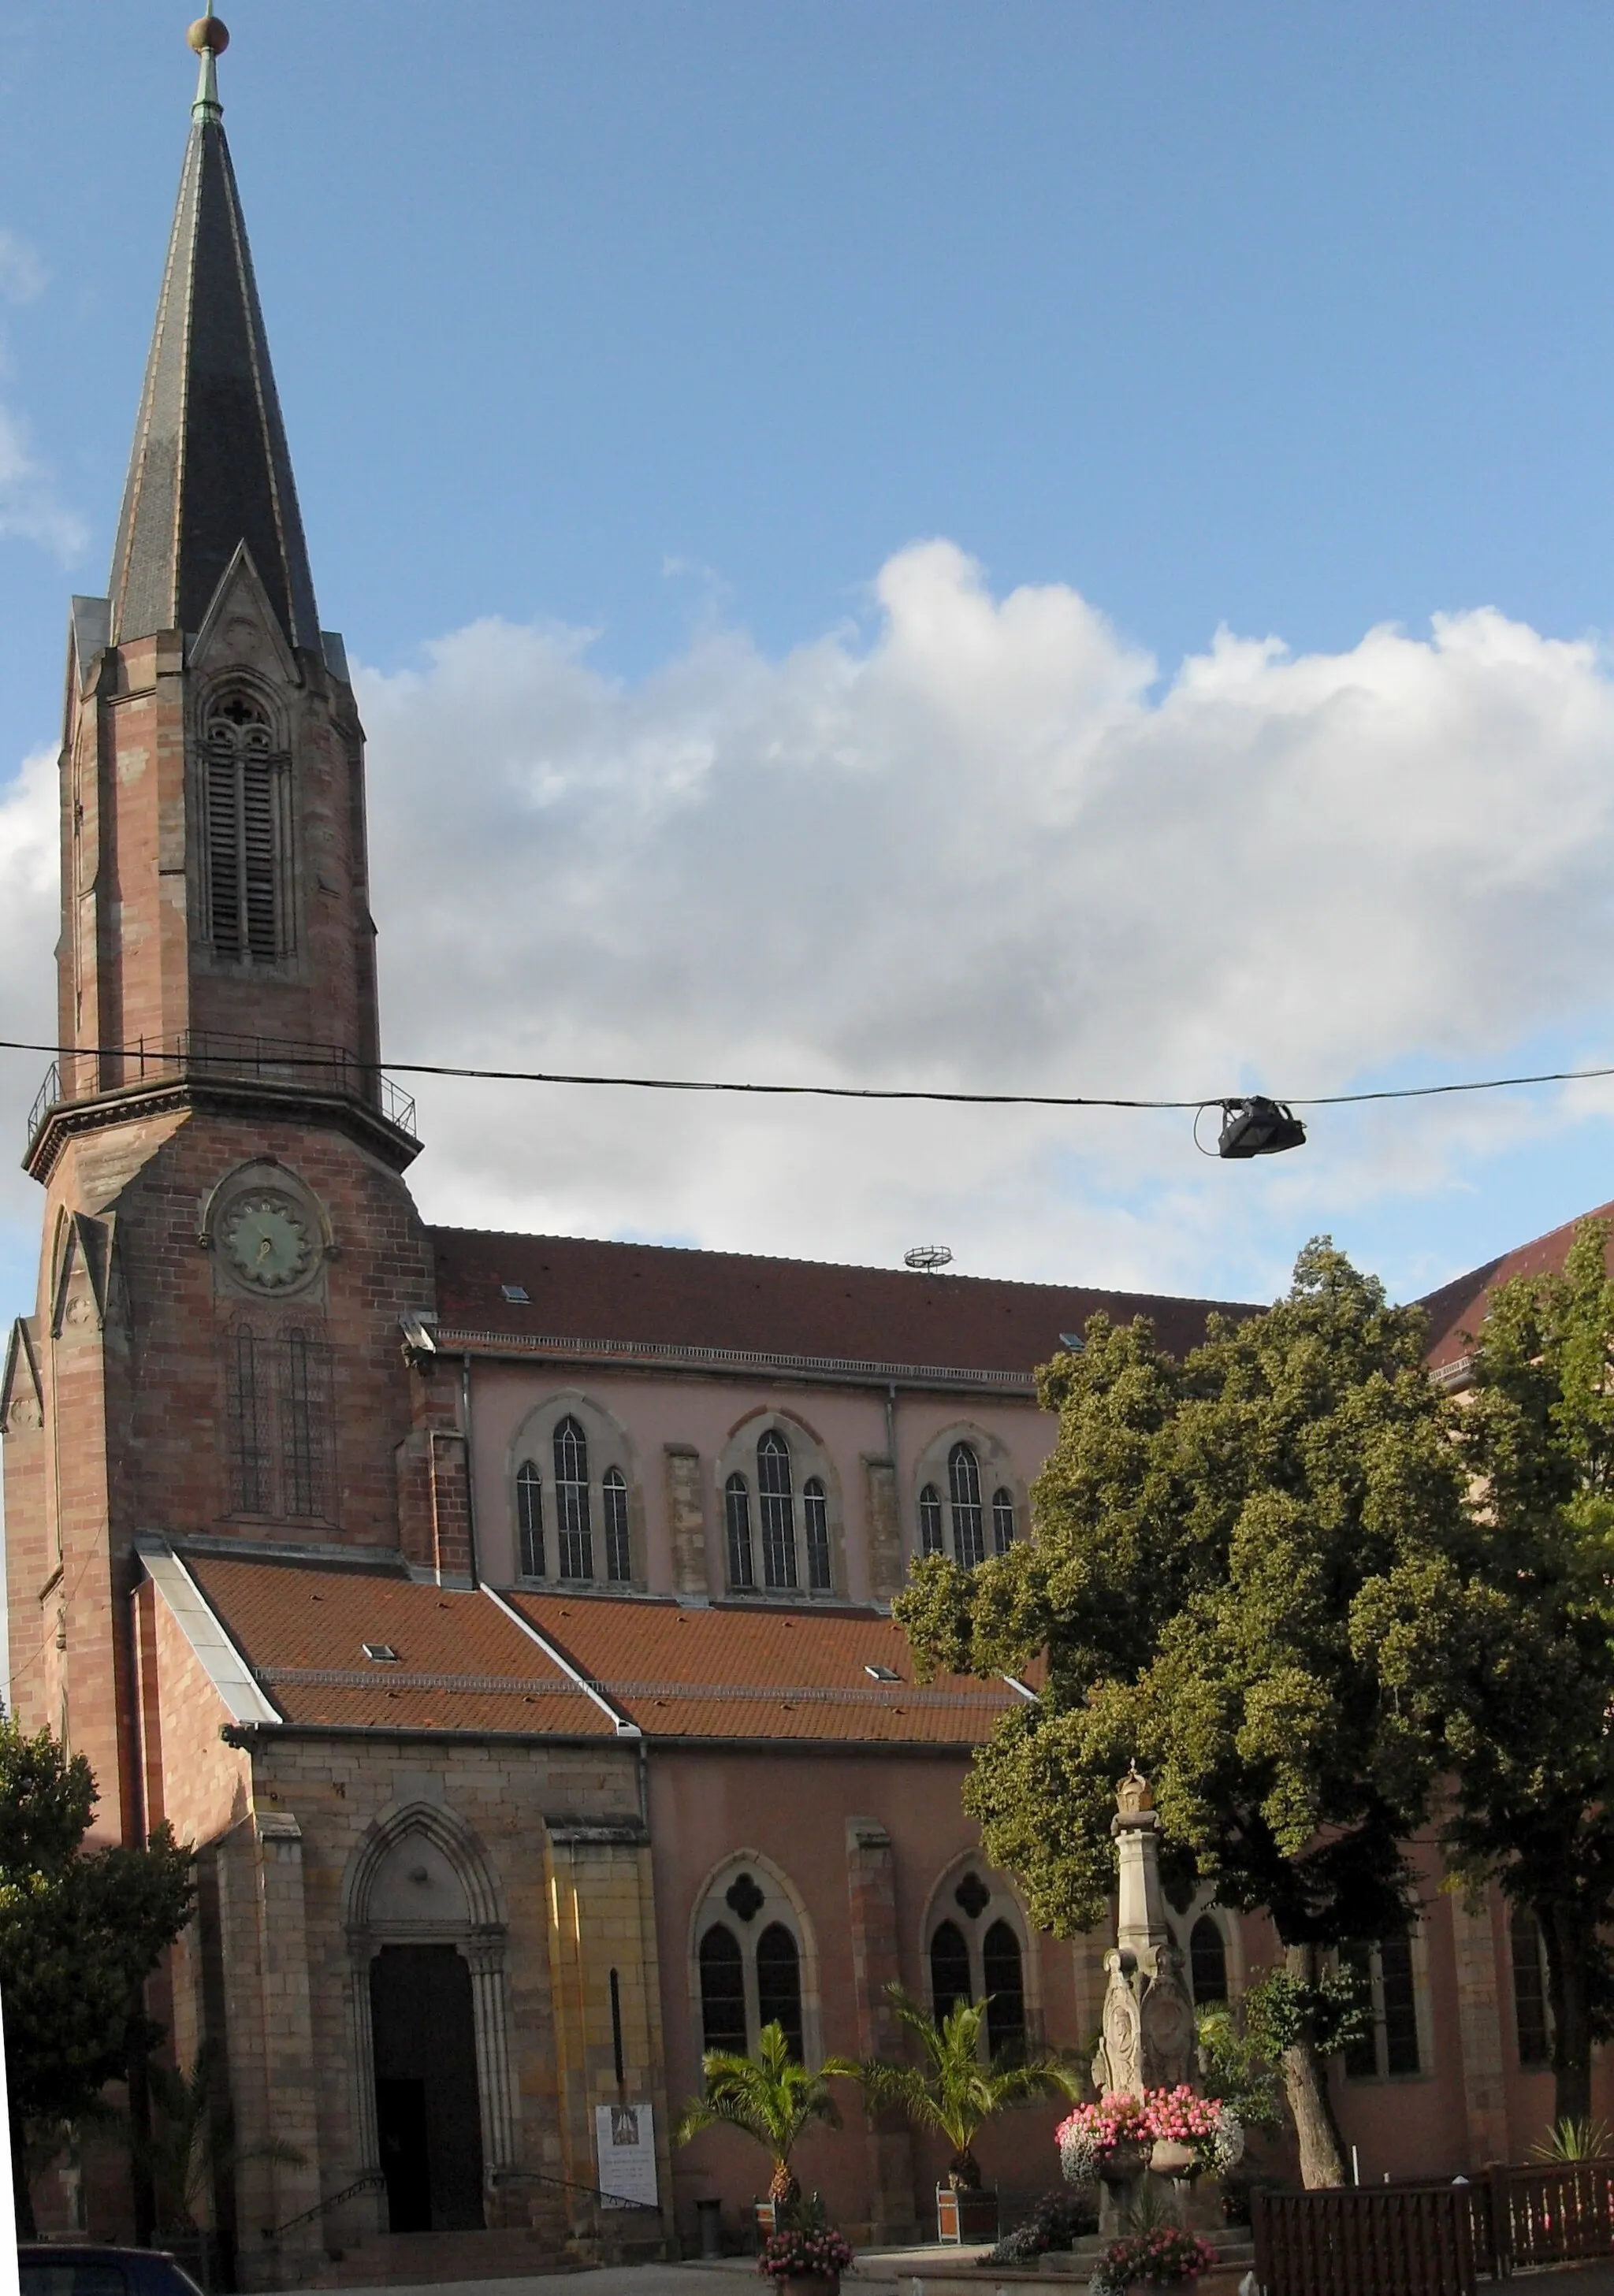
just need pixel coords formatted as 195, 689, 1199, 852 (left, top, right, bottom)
303, 2251, 1614, 2296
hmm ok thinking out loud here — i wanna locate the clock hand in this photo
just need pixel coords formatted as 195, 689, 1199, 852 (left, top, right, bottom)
257, 1234, 273, 1262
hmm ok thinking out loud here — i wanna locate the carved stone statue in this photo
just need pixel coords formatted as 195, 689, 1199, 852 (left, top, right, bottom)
1091, 1766, 1196, 2101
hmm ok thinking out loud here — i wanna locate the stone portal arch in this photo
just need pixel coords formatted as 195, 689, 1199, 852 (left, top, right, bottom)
342, 1801, 517, 2224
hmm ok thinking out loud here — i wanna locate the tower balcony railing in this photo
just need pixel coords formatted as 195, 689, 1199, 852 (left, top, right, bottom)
27, 1031, 418, 1153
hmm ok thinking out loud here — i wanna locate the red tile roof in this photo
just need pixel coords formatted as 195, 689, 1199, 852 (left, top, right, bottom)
507, 1591, 1026, 1745
429, 1228, 1253, 1377
175, 1551, 1023, 1748
1417, 1198, 1614, 1370
182, 1553, 615, 1736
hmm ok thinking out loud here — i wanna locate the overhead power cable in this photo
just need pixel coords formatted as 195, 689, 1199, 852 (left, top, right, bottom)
2, 1036, 1612, 1115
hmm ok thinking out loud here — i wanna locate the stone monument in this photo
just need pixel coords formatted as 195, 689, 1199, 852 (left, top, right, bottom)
1090, 1766, 1198, 2231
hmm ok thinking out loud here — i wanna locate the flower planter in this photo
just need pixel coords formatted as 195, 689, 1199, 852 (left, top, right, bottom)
936, 2184, 999, 2243
779, 2278, 840, 2296
1096, 2142, 1151, 2185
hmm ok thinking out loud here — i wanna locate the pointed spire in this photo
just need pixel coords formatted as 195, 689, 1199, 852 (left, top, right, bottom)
109, 14, 320, 653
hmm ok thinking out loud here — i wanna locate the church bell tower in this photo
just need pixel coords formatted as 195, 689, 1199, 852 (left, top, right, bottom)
2, 16, 467, 1838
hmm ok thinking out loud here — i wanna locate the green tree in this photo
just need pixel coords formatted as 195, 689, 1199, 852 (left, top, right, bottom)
0, 1722, 195, 2231
898, 1242, 1462, 2186
674, 2021, 852, 2206
847, 1989, 1074, 2189
121, 2036, 303, 2238
1357, 1218, 1614, 2127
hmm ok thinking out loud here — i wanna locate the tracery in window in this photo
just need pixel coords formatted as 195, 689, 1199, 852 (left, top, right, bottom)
919, 1485, 944, 1556
756, 1923, 805, 2060
694, 1866, 813, 2063
553, 1415, 593, 1579
983, 1919, 1026, 2060
929, 1919, 972, 2023
603, 1466, 632, 1584
1190, 1915, 1229, 2005
698, 1924, 748, 2053
203, 691, 285, 962
516, 1461, 544, 1578
991, 1488, 1017, 1556
949, 1443, 985, 1568
726, 1474, 755, 1589
757, 1429, 798, 1590
803, 1478, 831, 1592
720, 1423, 838, 1596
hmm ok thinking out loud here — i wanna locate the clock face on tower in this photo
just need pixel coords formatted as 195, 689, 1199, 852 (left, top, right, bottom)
222, 1193, 315, 1291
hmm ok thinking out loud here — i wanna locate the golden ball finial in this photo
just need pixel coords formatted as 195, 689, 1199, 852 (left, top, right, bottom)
188, 14, 229, 54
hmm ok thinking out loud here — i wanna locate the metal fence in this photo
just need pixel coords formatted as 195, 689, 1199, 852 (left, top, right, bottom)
27, 1032, 418, 1148
1251, 2160, 1614, 2296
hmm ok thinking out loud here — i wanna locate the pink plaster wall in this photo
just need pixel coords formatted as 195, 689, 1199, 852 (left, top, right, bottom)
467, 1360, 1056, 1599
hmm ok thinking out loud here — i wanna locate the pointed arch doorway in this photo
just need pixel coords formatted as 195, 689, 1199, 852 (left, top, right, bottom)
345, 1803, 520, 2237
370, 1944, 485, 2232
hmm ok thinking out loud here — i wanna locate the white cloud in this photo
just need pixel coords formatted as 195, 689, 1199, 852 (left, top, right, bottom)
352, 542, 1614, 1298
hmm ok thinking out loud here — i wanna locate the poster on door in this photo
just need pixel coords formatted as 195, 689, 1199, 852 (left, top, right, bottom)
595, 2102, 659, 2211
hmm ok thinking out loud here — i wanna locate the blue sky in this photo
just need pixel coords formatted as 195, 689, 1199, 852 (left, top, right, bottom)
2, 1, 1614, 1318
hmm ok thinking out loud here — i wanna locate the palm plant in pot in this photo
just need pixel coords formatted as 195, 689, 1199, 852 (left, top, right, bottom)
675, 2020, 854, 2238
847, 1989, 1074, 2244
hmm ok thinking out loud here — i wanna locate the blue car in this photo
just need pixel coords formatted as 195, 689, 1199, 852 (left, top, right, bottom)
19, 2247, 206, 2296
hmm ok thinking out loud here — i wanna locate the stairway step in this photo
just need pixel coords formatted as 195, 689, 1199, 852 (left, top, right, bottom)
326, 2229, 579, 2286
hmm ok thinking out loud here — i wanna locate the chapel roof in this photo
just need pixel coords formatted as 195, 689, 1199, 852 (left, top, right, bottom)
173, 1550, 1024, 1747
428, 1227, 1254, 1380
108, 24, 320, 652
1415, 1195, 1614, 1373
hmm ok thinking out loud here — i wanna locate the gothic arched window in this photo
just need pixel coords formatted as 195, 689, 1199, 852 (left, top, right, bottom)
1511, 1904, 1551, 2070
929, 1919, 972, 2023
919, 1485, 944, 1556
553, 1416, 593, 1578
203, 691, 285, 962
755, 1923, 805, 2060
515, 1461, 544, 1578
983, 1919, 1026, 2060
757, 1429, 798, 1589
949, 1443, 985, 1567
991, 1488, 1017, 1555
803, 1478, 831, 1592
226, 1322, 271, 1514
726, 1473, 755, 1589
1190, 1915, 1229, 2005
698, 1924, 748, 2054
602, 1466, 631, 1583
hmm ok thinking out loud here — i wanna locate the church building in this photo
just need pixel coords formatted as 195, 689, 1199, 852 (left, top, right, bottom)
1, 20, 1601, 2286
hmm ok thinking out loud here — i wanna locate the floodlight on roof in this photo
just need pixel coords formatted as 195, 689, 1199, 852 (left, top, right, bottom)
904, 1245, 954, 1272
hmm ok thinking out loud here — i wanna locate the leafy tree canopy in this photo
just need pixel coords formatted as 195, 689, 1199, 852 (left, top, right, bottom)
0, 1721, 194, 2225
898, 1240, 1463, 2183
1356, 1217, 1614, 2122
900, 1240, 1460, 1946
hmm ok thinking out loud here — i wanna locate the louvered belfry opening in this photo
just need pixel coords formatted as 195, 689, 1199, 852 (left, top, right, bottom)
204, 690, 287, 962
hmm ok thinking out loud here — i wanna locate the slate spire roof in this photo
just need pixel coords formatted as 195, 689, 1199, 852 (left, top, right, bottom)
109, 17, 320, 652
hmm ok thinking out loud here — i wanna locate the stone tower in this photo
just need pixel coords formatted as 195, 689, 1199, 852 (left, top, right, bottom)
2, 17, 467, 1841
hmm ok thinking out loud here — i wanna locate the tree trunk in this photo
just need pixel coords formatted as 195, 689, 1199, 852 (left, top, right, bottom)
11, 2111, 36, 2238
1542, 1901, 1594, 2129
1281, 1945, 1349, 2189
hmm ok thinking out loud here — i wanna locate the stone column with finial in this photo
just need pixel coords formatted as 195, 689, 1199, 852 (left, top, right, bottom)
1090, 1767, 1199, 2232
